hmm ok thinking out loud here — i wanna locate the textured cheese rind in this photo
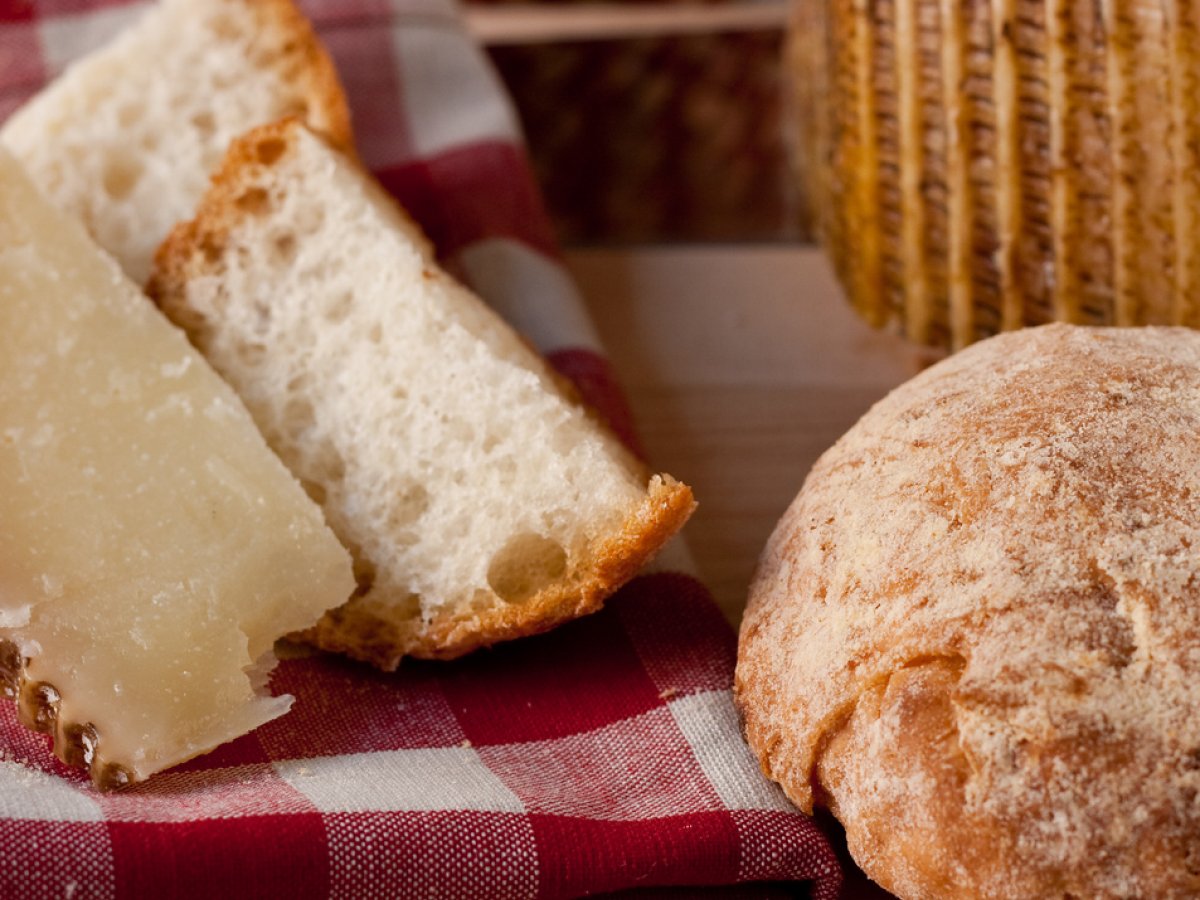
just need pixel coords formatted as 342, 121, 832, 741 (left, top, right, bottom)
0, 149, 354, 786
0, 0, 351, 285
149, 120, 695, 670
795, 0, 1200, 346
737, 324, 1200, 898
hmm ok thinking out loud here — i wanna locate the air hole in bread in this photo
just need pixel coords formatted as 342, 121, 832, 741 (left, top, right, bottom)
200, 235, 224, 265
271, 231, 297, 265
284, 99, 310, 120
250, 297, 271, 333
487, 533, 568, 604
440, 414, 475, 445
209, 12, 240, 40
386, 483, 429, 532
311, 437, 345, 484
322, 291, 353, 323
294, 205, 324, 236
255, 138, 287, 166
116, 103, 142, 128
254, 39, 298, 69
235, 188, 271, 215
238, 342, 267, 367
282, 396, 315, 433
102, 157, 142, 200
253, 47, 282, 68
300, 478, 326, 506
351, 556, 376, 597
190, 111, 216, 138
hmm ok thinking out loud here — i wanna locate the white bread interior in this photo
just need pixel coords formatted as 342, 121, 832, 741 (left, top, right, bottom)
0, 0, 351, 284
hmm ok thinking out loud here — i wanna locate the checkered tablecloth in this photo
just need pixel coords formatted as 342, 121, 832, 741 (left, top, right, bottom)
0, 1, 844, 897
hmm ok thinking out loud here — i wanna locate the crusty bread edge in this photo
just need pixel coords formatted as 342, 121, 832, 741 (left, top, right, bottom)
248, 0, 355, 156
305, 475, 696, 669
149, 119, 697, 670
149, 117, 423, 296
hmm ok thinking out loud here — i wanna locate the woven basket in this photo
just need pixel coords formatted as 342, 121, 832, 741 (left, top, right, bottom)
482, 9, 794, 243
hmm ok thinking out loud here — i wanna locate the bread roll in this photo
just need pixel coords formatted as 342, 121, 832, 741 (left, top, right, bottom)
737, 324, 1200, 897
791, 0, 1200, 348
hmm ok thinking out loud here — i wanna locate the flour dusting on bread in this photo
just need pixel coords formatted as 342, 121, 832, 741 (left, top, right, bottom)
738, 324, 1200, 898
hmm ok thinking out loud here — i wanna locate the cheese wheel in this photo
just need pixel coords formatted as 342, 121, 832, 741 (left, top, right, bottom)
791, 0, 1200, 347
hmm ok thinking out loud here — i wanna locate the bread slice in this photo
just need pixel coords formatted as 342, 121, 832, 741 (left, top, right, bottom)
0, 0, 351, 285
148, 119, 696, 669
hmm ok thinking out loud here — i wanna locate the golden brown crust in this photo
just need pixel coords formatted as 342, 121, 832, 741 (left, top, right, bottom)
737, 324, 1200, 898
150, 118, 423, 298
1, 639, 136, 789
246, 0, 355, 156
303, 476, 695, 668
149, 118, 303, 298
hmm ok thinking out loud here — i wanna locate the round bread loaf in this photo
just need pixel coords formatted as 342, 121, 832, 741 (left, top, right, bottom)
736, 324, 1200, 898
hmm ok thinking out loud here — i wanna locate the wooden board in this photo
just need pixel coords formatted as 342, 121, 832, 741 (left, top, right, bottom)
565, 244, 934, 623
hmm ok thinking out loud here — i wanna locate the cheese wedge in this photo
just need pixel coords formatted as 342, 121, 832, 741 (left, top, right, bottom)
0, 149, 354, 788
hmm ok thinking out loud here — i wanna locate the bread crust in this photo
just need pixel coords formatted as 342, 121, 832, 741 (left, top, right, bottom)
149, 119, 696, 670
736, 324, 1200, 898
304, 475, 695, 668
150, 117, 428, 294
245, 0, 354, 155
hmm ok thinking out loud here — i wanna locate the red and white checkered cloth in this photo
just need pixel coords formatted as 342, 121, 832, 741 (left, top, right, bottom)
0, 1, 845, 897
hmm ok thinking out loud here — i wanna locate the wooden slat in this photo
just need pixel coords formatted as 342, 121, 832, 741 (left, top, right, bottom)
465, 2, 789, 45
1105, 0, 1175, 325
1170, 0, 1200, 325
836, 0, 886, 326
896, 0, 929, 341
915, 0, 951, 345
1048, 0, 1113, 325
871, 0, 908, 327
990, 0, 1023, 333
1010, 0, 1056, 327
939, 0, 974, 347
963, 0, 1006, 342
566, 245, 929, 623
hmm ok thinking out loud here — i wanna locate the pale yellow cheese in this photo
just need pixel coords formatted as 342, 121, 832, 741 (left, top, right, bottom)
0, 148, 354, 786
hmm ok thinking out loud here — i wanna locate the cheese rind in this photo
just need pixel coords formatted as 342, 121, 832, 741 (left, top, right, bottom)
0, 148, 354, 785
